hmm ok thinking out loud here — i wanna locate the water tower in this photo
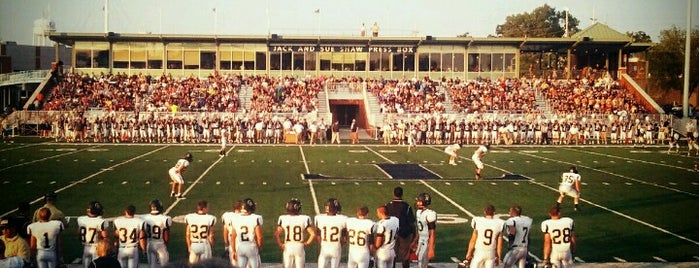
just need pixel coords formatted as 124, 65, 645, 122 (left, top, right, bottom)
33, 16, 56, 46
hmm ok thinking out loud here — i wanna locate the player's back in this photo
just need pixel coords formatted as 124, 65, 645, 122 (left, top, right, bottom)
346, 217, 374, 250
27, 220, 63, 251
172, 159, 189, 170
232, 213, 263, 244
506, 216, 533, 248
471, 216, 505, 251
77, 216, 108, 246
142, 214, 172, 243
184, 213, 216, 243
374, 216, 399, 251
560, 172, 580, 187
277, 214, 311, 244
541, 217, 574, 252
113, 217, 145, 247
315, 214, 347, 247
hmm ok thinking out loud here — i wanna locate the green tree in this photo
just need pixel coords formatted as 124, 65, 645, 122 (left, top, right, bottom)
648, 26, 699, 91
495, 4, 580, 38
626, 31, 652, 43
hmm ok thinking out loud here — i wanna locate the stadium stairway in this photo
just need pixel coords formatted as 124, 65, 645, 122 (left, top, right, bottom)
440, 86, 458, 114
238, 85, 253, 110
534, 89, 553, 118
317, 90, 329, 114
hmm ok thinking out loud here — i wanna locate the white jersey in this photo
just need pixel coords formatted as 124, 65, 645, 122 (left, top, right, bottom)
221, 211, 240, 234
445, 143, 461, 155
346, 217, 374, 252
470, 216, 505, 252
142, 213, 172, 244
76, 216, 109, 246
472, 145, 488, 158
560, 172, 581, 188
373, 216, 400, 252
232, 213, 263, 246
416, 209, 437, 241
113, 216, 145, 248
27, 220, 64, 251
170, 159, 189, 173
184, 213, 216, 244
314, 214, 348, 248
505, 216, 533, 248
541, 217, 575, 253
277, 214, 312, 244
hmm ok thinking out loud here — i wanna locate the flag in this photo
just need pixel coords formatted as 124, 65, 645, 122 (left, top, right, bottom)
212, 7, 216, 12
314, 9, 320, 14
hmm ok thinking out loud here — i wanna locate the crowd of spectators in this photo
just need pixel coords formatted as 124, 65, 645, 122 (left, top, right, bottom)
445, 77, 538, 113
538, 75, 648, 115
247, 75, 322, 113
367, 77, 447, 114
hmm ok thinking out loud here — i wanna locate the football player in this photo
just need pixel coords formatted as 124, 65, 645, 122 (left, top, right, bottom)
184, 201, 216, 264
502, 205, 533, 268
169, 153, 192, 198
231, 198, 263, 268
27, 208, 64, 268
541, 206, 576, 268
142, 200, 172, 268
77, 201, 109, 268
556, 166, 582, 211
444, 143, 461, 165
373, 205, 399, 268
113, 205, 146, 268
472, 143, 489, 180
346, 206, 374, 268
315, 198, 347, 268
464, 204, 505, 268
275, 198, 316, 268
221, 200, 243, 267
413, 193, 437, 268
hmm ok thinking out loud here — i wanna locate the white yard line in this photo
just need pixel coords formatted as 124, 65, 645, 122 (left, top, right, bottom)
419, 179, 475, 218
0, 145, 100, 172
164, 145, 235, 215
565, 147, 696, 172
364, 145, 397, 179
0, 143, 41, 152
298, 145, 320, 215
1, 145, 170, 218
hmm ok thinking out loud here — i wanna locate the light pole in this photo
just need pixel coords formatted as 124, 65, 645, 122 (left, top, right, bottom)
564, 7, 569, 38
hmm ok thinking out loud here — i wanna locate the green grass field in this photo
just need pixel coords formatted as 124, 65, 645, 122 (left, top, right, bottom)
2, 140, 699, 265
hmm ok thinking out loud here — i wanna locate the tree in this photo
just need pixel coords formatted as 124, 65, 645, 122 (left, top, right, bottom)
495, 4, 580, 38
626, 31, 652, 43
647, 26, 699, 91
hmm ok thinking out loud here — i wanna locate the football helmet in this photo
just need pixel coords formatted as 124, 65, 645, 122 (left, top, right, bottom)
88, 201, 104, 216
325, 198, 342, 214
286, 198, 302, 214
243, 198, 256, 213
569, 166, 578, 174
184, 153, 193, 162
416, 192, 432, 206
150, 199, 163, 213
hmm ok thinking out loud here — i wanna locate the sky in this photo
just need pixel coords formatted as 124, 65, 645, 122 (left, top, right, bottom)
0, 0, 696, 46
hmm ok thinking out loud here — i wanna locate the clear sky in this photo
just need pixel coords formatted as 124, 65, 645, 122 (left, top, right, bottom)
0, 0, 696, 45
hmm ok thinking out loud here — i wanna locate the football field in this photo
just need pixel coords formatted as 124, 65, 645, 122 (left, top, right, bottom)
2, 140, 699, 265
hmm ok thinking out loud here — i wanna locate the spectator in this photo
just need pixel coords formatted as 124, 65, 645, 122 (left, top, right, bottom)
371, 22, 379, 37
0, 239, 25, 268
0, 217, 30, 263
87, 239, 120, 268
32, 192, 66, 225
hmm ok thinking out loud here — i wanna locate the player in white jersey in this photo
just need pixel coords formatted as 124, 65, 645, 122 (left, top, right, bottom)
27, 208, 64, 268
445, 143, 461, 165
142, 200, 171, 268
76, 201, 109, 268
413, 193, 436, 268
231, 198, 263, 268
373, 205, 399, 268
502, 205, 533, 268
465, 204, 505, 268
219, 129, 227, 157
275, 198, 316, 268
541, 206, 576, 268
315, 198, 347, 268
345, 206, 374, 268
169, 153, 192, 198
113, 205, 146, 268
472, 144, 489, 180
556, 166, 582, 211
221, 200, 243, 267
185, 201, 216, 264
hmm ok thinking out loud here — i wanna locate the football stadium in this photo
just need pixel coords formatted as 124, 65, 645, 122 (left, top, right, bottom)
1, 2, 699, 268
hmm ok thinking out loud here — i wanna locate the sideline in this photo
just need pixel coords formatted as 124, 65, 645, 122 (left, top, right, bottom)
1, 145, 169, 218
298, 145, 320, 215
